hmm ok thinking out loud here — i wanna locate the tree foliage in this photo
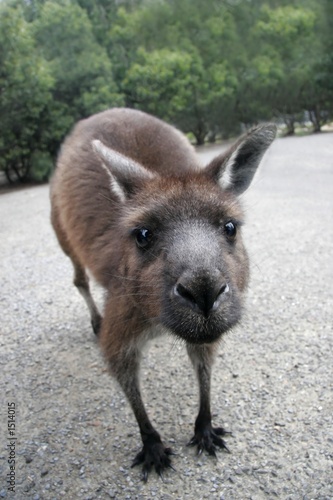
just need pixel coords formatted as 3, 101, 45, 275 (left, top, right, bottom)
0, 2, 53, 182
0, 0, 332, 182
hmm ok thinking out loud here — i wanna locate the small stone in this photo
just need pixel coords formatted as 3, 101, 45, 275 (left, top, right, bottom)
24, 481, 36, 493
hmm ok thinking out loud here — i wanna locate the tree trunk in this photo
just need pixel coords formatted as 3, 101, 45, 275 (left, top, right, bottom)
283, 115, 295, 136
5, 160, 30, 184
207, 131, 216, 144
193, 121, 207, 146
194, 134, 205, 146
309, 108, 321, 133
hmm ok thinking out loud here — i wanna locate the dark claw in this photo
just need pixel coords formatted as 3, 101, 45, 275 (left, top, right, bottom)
166, 449, 177, 456
221, 442, 231, 454
131, 458, 140, 468
212, 434, 231, 453
131, 442, 175, 482
208, 447, 217, 458
158, 469, 165, 482
91, 314, 102, 335
214, 427, 232, 436
167, 463, 177, 473
188, 425, 231, 458
187, 436, 197, 447
131, 449, 145, 468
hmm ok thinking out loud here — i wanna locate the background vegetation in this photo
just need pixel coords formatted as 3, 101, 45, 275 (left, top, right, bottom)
0, 0, 332, 182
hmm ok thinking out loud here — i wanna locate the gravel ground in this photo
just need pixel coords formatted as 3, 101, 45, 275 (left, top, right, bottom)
0, 132, 332, 499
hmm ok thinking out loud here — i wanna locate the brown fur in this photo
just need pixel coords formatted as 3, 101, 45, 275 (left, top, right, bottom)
50, 107, 276, 480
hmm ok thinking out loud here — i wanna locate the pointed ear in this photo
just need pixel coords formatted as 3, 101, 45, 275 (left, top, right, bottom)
92, 139, 156, 202
205, 124, 277, 195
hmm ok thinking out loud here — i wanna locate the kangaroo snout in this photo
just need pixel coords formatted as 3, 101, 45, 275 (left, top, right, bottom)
173, 272, 229, 318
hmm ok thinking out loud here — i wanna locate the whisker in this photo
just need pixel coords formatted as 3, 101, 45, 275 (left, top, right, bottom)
98, 192, 114, 203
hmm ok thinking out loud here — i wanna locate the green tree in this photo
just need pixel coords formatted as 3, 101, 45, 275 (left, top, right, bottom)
249, 4, 318, 134
33, 0, 123, 156
123, 48, 205, 143
0, 2, 54, 182
108, 0, 241, 142
300, 0, 333, 131
1, 0, 332, 185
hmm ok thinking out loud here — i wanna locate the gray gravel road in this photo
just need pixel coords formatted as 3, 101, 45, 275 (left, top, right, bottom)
0, 132, 332, 499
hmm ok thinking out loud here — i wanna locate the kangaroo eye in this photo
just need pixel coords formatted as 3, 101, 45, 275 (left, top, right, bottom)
135, 227, 153, 248
224, 221, 237, 240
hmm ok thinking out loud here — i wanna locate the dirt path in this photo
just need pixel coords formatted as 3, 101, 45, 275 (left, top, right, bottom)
0, 133, 332, 499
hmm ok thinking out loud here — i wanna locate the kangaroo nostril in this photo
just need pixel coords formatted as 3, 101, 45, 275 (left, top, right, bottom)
211, 282, 229, 313
176, 283, 196, 305
174, 279, 229, 317
218, 283, 229, 297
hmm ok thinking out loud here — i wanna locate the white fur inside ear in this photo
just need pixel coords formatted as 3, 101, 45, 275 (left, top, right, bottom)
99, 161, 126, 202
92, 139, 154, 180
218, 148, 238, 190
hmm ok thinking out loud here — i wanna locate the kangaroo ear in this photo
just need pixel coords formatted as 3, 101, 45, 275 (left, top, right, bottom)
92, 139, 156, 202
205, 124, 277, 195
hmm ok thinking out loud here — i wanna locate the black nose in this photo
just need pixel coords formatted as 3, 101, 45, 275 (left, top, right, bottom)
174, 277, 229, 318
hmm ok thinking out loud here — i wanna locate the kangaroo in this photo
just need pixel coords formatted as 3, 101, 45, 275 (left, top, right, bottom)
50, 107, 276, 480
